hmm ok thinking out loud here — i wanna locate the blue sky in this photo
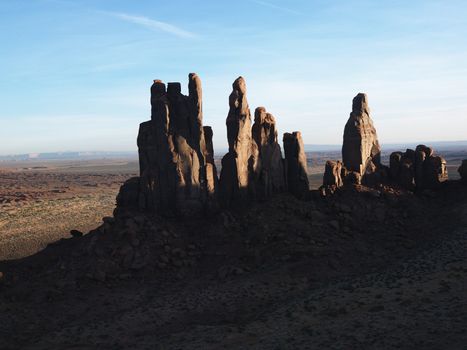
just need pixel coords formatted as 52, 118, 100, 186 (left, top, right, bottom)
0, 0, 466, 155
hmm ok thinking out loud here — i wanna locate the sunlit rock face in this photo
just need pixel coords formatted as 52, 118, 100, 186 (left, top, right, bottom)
389, 145, 448, 190
137, 74, 217, 216
283, 131, 310, 199
323, 160, 344, 189
342, 93, 382, 185
219, 77, 260, 205
251, 107, 286, 198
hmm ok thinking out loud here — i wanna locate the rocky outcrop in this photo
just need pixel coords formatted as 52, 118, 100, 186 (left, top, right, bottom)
218, 77, 260, 205
117, 73, 313, 215
251, 107, 286, 198
283, 132, 309, 199
323, 160, 344, 189
135, 74, 217, 216
342, 93, 382, 185
457, 160, 467, 183
389, 145, 448, 190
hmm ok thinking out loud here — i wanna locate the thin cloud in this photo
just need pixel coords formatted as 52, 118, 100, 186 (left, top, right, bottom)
109, 12, 197, 39
250, 0, 300, 15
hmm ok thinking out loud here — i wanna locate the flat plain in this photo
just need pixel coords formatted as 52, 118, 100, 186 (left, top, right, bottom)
0, 159, 137, 260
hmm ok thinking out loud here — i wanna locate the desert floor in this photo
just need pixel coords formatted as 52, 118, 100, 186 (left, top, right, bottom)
0, 159, 137, 260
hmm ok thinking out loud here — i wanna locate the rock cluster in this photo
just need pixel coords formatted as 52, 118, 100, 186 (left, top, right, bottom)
127, 74, 217, 216
459, 160, 467, 183
389, 145, 448, 190
322, 93, 385, 192
322, 93, 451, 193
342, 93, 382, 185
118, 74, 310, 217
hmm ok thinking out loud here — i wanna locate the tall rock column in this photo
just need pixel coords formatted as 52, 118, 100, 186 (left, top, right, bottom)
251, 107, 286, 198
283, 131, 310, 199
342, 93, 382, 185
219, 77, 259, 205
135, 74, 217, 216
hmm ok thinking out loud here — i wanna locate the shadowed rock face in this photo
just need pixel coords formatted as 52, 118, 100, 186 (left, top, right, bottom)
219, 77, 260, 204
342, 93, 381, 182
251, 107, 286, 198
459, 160, 467, 183
389, 145, 448, 190
283, 131, 309, 199
136, 74, 217, 216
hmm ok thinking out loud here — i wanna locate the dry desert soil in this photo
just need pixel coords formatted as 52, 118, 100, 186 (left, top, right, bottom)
0, 159, 137, 260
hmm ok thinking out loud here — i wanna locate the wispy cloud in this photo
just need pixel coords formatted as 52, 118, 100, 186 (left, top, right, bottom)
108, 12, 197, 39
250, 0, 300, 15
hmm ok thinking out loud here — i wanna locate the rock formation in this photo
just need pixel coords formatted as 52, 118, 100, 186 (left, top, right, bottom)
283, 131, 310, 199
459, 160, 467, 183
389, 145, 448, 190
117, 74, 313, 215
130, 74, 217, 216
342, 93, 382, 185
323, 160, 344, 189
218, 77, 260, 205
251, 107, 286, 198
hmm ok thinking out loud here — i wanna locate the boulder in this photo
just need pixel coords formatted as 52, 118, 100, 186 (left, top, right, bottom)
283, 131, 310, 199
251, 107, 286, 198
342, 93, 382, 184
219, 77, 260, 205
323, 160, 344, 188
389, 145, 448, 190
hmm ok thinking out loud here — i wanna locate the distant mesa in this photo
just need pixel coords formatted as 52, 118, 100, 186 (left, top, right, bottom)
117, 73, 308, 217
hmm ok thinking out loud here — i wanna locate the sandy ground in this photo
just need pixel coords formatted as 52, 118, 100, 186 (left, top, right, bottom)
0, 160, 137, 260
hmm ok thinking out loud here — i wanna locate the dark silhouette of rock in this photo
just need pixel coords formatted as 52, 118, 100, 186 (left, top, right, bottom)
70, 229, 83, 238
283, 131, 309, 199
251, 107, 286, 198
219, 77, 259, 205
389, 145, 448, 190
136, 74, 217, 216
342, 93, 382, 185
459, 160, 467, 183
116, 177, 140, 208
